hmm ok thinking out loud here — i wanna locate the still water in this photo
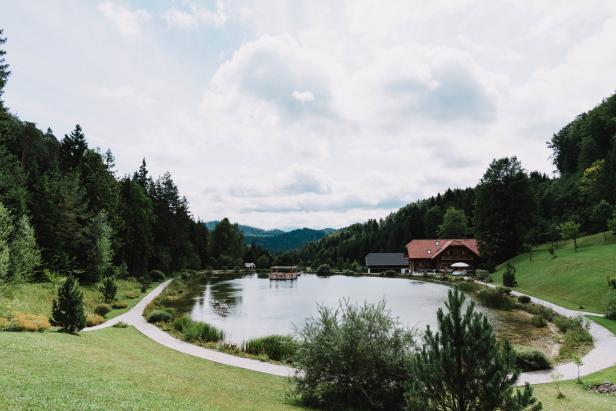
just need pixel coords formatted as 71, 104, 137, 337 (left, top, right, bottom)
190, 273, 453, 344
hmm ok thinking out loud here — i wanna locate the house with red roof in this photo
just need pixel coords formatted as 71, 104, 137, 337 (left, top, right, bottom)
405, 239, 480, 273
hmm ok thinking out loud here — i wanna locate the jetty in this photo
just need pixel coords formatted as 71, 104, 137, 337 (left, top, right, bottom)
269, 266, 299, 280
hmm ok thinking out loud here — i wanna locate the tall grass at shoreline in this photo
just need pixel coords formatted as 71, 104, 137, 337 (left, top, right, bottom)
174, 315, 225, 342
242, 335, 298, 362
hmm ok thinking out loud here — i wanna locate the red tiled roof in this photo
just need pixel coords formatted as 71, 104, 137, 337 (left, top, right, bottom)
405, 239, 479, 260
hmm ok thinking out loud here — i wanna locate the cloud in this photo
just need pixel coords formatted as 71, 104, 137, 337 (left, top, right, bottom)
292, 90, 315, 103
98, 1, 151, 37
162, 1, 227, 29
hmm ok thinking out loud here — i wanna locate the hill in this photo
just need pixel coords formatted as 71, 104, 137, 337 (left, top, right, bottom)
205, 221, 334, 253
492, 232, 616, 313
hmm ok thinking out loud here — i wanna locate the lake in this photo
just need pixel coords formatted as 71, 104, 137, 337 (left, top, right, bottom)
190, 273, 455, 344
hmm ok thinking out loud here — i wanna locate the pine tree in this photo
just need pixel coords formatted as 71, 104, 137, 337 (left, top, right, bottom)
407, 288, 541, 411
502, 262, 517, 287
99, 274, 117, 304
10, 215, 42, 282
59, 124, 88, 172
0, 202, 12, 281
51, 276, 86, 333
0, 29, 10, 104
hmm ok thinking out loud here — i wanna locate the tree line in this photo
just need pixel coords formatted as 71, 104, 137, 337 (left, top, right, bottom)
0, 30, 272, 285
285, 92, 616, 269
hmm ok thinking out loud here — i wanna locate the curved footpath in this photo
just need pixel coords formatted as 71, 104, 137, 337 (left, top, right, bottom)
83, 280, 295, 378
84, 279, 616, 384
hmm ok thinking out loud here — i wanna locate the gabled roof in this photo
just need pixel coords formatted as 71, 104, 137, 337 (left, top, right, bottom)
365, 253, 408, 267
405, 239, 479, 260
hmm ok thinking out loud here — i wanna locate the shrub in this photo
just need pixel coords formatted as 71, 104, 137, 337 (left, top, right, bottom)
517, 295, 531, 304
515, 348, 552, 371
243, 335, 298, 362
502, 262, 517, 287
476, 288, 513, 310
382, 270, 397, 277
342, 269, 355, 276
7, 312, 50, 332
146, 310, 173, 323
604, 290, 616, 320
86, 313, 105, 327
497, 287, 512, 295
177, 316, 225, 342
455, 281, 478, 293
99, 275, 117, 304
0, 317, 9, 330
554, 316, 569, 332
149, 270, 166, 281
531, 314, 547, 328
110, 301, 127, 309
294, 300, 414, 410
316, 264, 331, 276
94, 304, 112, 317
51, 276, 86, 333
113, 321, 128, 328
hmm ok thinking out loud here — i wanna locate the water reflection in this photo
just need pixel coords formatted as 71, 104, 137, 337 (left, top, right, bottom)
190, 273, 454, 345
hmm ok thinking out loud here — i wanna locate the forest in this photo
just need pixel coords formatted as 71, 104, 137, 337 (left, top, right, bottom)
283, 92, 616, 270
0, 30, 272, 285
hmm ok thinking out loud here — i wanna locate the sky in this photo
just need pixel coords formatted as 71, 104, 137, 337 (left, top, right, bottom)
2, 1, 616, 230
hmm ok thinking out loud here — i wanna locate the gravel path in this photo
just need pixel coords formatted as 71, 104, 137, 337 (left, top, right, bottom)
84, 278, 616, 384
83, 279, 295, 377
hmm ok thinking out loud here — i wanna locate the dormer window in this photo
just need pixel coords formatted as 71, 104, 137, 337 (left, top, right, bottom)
427, 250, 431, 254
435, 240, 440, 246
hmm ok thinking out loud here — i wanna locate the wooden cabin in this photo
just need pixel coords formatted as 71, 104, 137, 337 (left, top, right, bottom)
269, 266, 298, 280
406, 239, 480, 273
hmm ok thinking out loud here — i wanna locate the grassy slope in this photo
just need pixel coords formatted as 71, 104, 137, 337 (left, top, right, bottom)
0, 327, 302, 411
492, 232, 616, 313
0, 279, 156, 320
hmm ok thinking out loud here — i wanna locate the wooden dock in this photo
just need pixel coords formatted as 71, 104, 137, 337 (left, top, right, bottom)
269, 266, 298, 280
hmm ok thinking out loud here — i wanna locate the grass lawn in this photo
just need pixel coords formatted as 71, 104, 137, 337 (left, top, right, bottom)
492, 232, 616, 313
533, 365, 616, 410
0, 279, 159, 322
0, 327, 303, 410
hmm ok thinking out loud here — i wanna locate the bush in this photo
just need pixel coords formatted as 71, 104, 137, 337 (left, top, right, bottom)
111, 300, 128, 309
531, 314, 547, 328
146, 310, 173, 323
517, 295, 531, 304
455, 281, 478, 293
382, 270, 397, 277
86, 313, 105, 327
604, 290, 616, 320
294, 300, 414, 410
175, 315, 224, 342
476, 288, 513, 310
149, 270, 166, 281
502, 262, 517, 287
553, 316, 570, 333
316, 264, 331, 276
515, 348, 552, 371
497, 287, 512, 295
243, 335, 298, 362
7, 312, 50, 332
342, 269, 355, 276
113, 321, 128, 328
94, 304, 112, 317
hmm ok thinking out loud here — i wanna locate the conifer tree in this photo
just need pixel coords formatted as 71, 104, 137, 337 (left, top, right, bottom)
0, 29, 9, 103
10, 214, 41, 281
51, 276, 86, 333
407, 289, 541, 411
99, 274, 117, 304
0, 202, 12, 281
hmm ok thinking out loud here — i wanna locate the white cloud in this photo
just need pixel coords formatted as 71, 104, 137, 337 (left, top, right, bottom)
98, 1, 151, 37
162, 1, 227, 29
5, 0, 616, 229
292, 90, 315, 103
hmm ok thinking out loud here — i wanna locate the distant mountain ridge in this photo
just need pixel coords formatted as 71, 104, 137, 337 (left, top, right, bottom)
205, 221, 335, 254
